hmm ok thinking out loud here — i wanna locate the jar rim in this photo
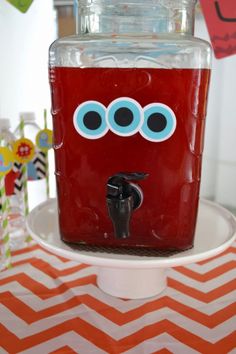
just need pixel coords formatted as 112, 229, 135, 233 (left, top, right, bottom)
78, 0, 196, 35
79, 0, 197, 6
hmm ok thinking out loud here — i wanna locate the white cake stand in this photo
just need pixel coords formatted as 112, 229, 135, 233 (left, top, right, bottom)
26, 199, 236, 299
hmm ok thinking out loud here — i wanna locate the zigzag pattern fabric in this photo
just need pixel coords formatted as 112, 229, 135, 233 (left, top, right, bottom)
13, 162, 24, 194
32, 150, 47, 180
13, 150, 47, 195
0, 243, 235, 353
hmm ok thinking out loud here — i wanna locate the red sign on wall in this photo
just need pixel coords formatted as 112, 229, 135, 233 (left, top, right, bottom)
200, 0, 236, 59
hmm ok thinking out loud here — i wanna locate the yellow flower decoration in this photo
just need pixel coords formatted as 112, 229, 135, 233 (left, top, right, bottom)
13, 138, 35, 164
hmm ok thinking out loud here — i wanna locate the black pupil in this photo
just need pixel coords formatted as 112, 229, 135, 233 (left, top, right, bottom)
114, 107, 134, 127
147, 113, 167, 132
83, 111, 102, 130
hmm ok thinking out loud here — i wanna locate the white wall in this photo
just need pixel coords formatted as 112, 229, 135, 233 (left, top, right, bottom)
0, 0, 57, 208
196, 16, 236, 210
0, 0, 56, 129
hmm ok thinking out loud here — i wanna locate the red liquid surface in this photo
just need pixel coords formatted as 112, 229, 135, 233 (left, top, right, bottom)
50, 67, 210, 250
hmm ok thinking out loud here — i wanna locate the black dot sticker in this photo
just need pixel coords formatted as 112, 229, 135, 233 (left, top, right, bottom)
147, 113, 167, 132
141, 103, 177, 142
114, 107, 134, 127
83, 111, 102, 130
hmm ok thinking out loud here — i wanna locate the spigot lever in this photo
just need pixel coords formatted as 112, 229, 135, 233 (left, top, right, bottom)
106, 172, 148, 239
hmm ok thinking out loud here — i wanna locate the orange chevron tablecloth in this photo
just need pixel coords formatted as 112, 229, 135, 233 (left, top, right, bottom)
0, 243, 236, 354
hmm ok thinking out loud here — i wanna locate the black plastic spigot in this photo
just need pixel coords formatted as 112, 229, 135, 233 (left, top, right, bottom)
106, 172, 148, 239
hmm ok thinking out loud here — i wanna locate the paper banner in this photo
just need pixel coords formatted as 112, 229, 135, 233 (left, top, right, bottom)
200, 0, 236, 59
6, 0, 34, 13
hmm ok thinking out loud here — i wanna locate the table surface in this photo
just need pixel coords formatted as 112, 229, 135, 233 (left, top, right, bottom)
0, 243, 235, 354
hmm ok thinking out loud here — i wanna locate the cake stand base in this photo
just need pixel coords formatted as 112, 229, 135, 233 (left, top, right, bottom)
97, 267, 167, 299
26, 199, 236, 299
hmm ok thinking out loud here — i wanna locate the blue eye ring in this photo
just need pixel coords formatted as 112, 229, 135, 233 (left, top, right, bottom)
140, 103, 177, 142
106, 97, 143, 137
73, 101, 108, 139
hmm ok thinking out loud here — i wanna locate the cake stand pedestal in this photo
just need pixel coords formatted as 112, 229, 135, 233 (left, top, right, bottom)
26, 199, 236, 299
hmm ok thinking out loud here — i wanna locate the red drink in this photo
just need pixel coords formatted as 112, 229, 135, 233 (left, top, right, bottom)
50, 67, 210, 250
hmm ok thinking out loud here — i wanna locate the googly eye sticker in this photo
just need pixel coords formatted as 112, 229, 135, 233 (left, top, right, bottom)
107, 98, 143, 137
73, 101, 108, 139
73, 99, 177, 142
140, 103, 177, 142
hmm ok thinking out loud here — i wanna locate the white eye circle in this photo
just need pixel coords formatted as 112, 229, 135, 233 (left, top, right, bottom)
106, 97, 143, 137
73, 101, 108, 139
140, 103, 177, 142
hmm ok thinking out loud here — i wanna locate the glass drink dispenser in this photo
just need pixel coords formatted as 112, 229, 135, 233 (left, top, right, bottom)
49, 0, 211, 251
